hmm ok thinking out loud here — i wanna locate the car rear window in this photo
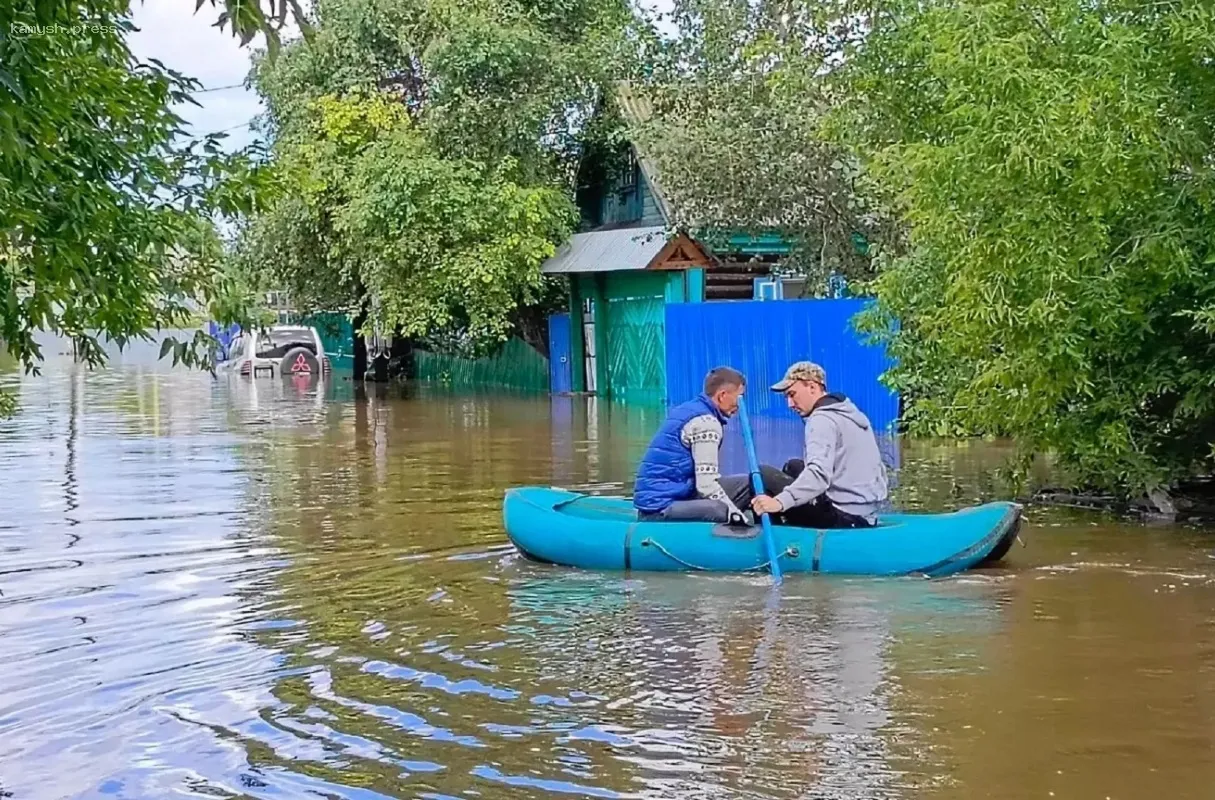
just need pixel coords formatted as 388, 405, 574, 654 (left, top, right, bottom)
255, 330, 317, 359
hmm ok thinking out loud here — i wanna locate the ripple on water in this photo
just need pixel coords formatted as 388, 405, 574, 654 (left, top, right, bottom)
2, 363, 1215, 800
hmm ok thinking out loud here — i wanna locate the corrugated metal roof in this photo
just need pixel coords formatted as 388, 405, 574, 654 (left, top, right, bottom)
541, 225, 669, 274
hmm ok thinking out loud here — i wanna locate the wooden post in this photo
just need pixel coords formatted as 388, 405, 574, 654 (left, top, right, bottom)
569, 276, 586, 393
590, 274, 610, 398
352, 297, 368, 382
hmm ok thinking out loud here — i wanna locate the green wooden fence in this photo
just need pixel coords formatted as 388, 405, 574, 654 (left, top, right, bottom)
415, 337, 549, 392
293, 311, 355, 371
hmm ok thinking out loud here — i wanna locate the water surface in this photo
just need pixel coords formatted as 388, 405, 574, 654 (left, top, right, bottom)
2, 344, 1213, 799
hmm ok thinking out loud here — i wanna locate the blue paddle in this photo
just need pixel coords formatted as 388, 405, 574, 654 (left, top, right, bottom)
737, 396, 783, 583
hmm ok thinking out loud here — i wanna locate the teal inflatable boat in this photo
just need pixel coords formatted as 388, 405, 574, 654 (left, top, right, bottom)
503, 487, 1023, 578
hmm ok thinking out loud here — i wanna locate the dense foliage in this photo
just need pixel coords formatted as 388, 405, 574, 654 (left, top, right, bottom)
231, 0, 631, 354
623, 0, 1215, 497
839, 0, 1215, 497
0, 1, 272, 416
235, 92, 575, 350
624, 0, 893, 284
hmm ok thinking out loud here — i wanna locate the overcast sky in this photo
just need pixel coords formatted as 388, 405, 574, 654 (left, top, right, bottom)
126, 2, 278, 152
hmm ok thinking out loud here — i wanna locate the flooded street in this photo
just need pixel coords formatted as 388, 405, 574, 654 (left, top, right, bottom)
2, 344, 1214, 800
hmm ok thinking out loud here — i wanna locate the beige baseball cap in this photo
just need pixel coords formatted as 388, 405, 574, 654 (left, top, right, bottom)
770, 361, 826, 392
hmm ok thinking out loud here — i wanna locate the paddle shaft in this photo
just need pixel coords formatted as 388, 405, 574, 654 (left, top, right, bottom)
737, 397, 783, 583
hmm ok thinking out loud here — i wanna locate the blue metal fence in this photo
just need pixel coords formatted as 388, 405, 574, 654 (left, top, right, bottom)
547, 313, 573, 394
664, 298, 899, 433
206, 321, 241, 360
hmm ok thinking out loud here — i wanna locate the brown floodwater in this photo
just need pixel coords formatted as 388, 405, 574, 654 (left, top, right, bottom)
1, 336, 1214, 800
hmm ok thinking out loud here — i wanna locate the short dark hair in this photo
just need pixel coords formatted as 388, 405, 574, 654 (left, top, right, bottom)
704, 366, 745, 395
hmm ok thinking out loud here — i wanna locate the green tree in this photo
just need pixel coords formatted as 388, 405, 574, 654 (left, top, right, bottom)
233, 0, 630, 355
0, 1, 273, 416
839, 0, 1215, 502
240, 91, 575, 352
624, 0, 894, 285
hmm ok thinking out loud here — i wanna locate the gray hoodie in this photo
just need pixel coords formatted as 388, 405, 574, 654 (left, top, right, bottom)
774, 394, 889, 523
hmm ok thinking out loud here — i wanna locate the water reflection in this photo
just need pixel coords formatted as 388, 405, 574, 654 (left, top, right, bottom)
0, 370, 288, 800
503, 570, 1016, 798
0, 353, 1212, 800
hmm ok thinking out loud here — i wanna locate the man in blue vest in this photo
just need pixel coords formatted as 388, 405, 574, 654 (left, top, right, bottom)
633, 366, 790, 523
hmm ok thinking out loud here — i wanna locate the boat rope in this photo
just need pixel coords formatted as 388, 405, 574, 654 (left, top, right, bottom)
639, 538, 797, 573
551, 495, 584, 512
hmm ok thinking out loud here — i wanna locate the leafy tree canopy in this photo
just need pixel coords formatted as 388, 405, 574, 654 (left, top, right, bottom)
236, 91, 576, 351
624, 0, 894, 284
839, 0, 1215, 497
232, 0, 631, 353
1, 1, 274, 416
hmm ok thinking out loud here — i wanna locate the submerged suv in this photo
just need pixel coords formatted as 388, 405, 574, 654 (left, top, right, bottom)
223, 325, 332, 380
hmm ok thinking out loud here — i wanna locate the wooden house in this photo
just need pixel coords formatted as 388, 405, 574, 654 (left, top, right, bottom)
541, 84, 793, 400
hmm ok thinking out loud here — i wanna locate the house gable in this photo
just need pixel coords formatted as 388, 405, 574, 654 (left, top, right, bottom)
574, 140, 667, 232
648, 233, 712, 271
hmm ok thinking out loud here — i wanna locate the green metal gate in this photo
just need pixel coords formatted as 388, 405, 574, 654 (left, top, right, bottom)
602, 273, 666, 403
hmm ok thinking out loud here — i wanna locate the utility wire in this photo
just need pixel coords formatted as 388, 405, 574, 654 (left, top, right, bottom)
194, 83, 248, 93
184, 120, 256, 141
210, 120, 254, 135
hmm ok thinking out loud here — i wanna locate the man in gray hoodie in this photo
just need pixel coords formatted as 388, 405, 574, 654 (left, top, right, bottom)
750, 361, 889, 528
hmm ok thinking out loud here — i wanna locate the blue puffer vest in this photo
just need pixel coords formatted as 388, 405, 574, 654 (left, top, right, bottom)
633, 394, 728, 513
